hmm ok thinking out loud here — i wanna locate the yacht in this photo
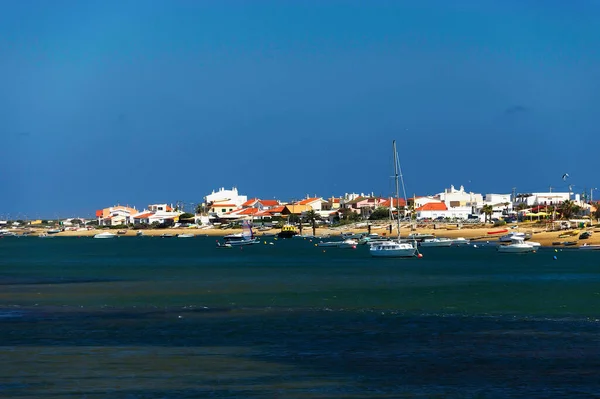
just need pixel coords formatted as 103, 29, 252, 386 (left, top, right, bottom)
369, 141, 418, 259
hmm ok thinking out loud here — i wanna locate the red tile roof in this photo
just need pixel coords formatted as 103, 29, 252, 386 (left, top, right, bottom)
415, 202, 448, 211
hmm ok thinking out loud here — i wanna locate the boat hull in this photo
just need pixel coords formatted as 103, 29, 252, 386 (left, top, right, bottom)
370, 242, 416, 258
497, 244, 535, 253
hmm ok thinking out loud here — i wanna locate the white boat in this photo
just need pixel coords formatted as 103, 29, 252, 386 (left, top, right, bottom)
579, 244, 600, 251
338, 239, 359, 248
177, 234, 194, 238
499, 232, 526, 242
497, 237, 535, 253
370, 140, 418, 259
219, 221, 259, 247
420, 237, 453, 247
93, 232, 117, 239
407, 233, 435, 241
451, 237, 470, 246
47, 229, 61, 235
136, 230, 145, 237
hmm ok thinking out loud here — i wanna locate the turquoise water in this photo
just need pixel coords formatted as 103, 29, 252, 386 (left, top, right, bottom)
1, 236, 599, 398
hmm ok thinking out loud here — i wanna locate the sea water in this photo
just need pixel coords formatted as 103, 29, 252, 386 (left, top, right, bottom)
1, 236, 599, 398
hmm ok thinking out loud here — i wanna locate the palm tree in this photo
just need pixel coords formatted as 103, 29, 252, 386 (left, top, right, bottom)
304, 209, 320, 236
558, 200, 578, 219
481, 205, 494, 223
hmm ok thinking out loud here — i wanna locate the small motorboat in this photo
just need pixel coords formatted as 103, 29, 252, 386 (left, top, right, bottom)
420, 237, 452, 247
93, 232, 117, 239
579, 244, 600, 251
177, 234, 194, 238
497, 237, 536, 253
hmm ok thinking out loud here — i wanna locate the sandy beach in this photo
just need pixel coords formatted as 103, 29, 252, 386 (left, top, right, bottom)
20, 221, 600, 247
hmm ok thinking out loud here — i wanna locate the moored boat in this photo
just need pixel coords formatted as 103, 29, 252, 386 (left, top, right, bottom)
497, 237, 535, 253
93, 232, 117, 239
277, 224, 298, 239
420, 237, 452, 247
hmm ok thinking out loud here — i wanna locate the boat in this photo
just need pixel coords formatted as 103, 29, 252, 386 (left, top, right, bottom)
370, 140, 418, 258
177, 234, 194, 238
579, 231, 592, 240
318, 239, 358, 248
117, 229, 127, 235
93, 232, 117, 239
487, 229, 509, 235
220, 221, 259, 246
579, 244, 600, 251
47, 229, 61, 234
277, 224, 298, 239
497, 237, 536, 253
160, 233, 175, 238
419, 237, 453, 247
451, 237, 470, 246
406, 233, 435, 241
136, 230, 145, 237
499, 232, 527, 242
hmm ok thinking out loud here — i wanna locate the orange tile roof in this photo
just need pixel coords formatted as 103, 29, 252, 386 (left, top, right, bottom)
416, 202, 448, 211
266, 206, 285, 214
258, 199, 279, 206
238, 208, 259, 215
134, 212, 154, 219
241, 198, 258, 207
297, 197, 320, 205
381, 198, 406, 207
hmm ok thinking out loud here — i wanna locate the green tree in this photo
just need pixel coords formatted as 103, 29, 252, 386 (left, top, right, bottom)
558, 200, 579, 219
303, 209, 320, 236
594, 202, 600, 220
70, 218, 82, 226
178, 212, 195, 221
481, 205, 494, 223
369, 206, 390, 220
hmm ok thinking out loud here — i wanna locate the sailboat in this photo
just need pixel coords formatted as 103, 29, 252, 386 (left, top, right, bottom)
369, 140, 419, 258
217, 220, 260, 247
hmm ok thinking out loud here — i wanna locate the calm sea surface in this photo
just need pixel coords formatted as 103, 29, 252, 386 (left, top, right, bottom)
1, 236, 599, 398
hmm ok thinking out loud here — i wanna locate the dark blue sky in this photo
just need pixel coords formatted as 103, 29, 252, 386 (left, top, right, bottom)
1, 1, 599, 218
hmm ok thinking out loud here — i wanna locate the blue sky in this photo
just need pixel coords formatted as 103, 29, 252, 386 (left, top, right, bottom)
1, 1, 599, 218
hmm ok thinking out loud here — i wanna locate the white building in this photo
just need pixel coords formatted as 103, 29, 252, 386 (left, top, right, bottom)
436, 185, 483, 209
514, 192, 573, 207
205, 187, 248, 208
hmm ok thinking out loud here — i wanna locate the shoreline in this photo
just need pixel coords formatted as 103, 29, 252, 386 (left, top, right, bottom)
11, 223, 600, 247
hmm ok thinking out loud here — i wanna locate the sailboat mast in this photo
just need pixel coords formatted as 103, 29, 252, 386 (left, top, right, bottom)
392, 140, 401, 240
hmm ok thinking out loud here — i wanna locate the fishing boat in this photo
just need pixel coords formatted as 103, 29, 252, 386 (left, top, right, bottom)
370, 140, 418, 258
93, 232, 117, 239
177, 234, 194, 238
277, 224, 298, 239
